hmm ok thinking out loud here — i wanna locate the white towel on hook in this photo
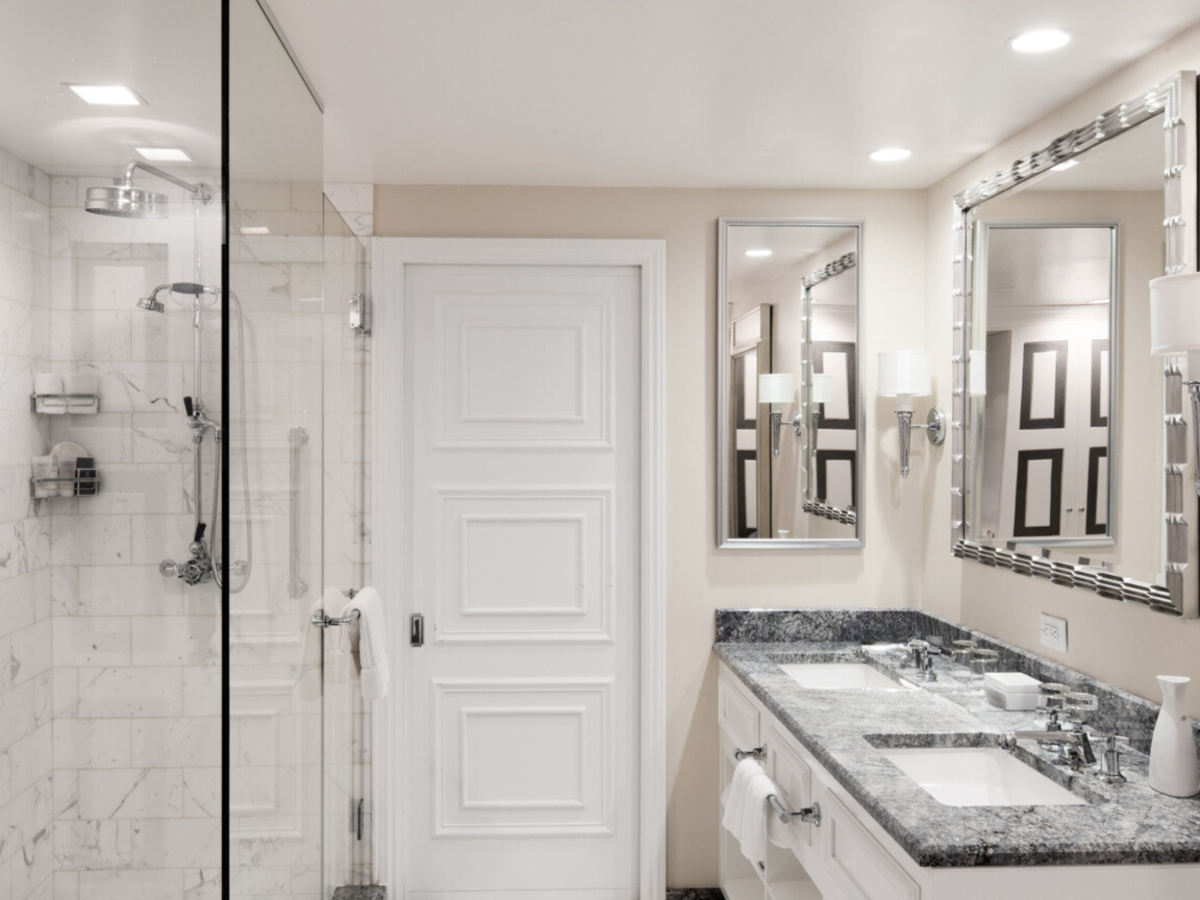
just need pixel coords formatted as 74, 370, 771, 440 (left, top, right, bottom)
721, 758, 791, 864
336, 586, 390, 701
294, 593, 330, 701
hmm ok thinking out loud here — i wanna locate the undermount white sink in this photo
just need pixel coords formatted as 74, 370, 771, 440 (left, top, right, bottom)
779, 662, 915, 691
882, 747, 1088, 807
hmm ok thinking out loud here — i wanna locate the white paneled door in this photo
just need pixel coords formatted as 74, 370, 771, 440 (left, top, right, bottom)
404, 264, 642, 899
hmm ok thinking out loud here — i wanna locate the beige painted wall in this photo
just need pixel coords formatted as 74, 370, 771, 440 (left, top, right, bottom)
922, 25, 1200, 719
374, 186, 928, 887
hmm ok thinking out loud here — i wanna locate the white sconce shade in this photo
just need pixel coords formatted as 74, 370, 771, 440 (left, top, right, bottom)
969, 350, 987, 397
878, 351, 931, 408
810, 373, 834, 404
1150, 272, 1200, 498
1150, 273, 1200, 357
758, 373, 796, 405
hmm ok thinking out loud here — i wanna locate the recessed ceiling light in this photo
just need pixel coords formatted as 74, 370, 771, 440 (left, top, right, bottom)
239, 226, 270, 235
137, 147, 191, 162
1051, 159, 1079, 172
1010, 29, 1071, 53
869, 148, 912, 162
66, 84, 145, 106
745, 249, 773, 258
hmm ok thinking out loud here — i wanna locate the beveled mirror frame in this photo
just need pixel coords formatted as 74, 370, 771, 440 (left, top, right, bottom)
717, 217, 865, 550
950, 71, 1197, 616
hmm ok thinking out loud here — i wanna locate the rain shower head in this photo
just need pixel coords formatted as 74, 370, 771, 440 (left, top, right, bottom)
85, 160, 213, 219
86, 184, 169, 218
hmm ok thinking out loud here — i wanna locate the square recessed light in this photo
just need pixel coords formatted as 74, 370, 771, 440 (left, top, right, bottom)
137, 147, 191, 162
66, 84, 145, 106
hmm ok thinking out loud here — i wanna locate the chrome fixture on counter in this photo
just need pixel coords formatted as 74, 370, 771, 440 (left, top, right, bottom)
1000, 729, 1096, 771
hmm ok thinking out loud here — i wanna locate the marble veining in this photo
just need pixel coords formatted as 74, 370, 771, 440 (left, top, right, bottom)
716, 608, 1200, 867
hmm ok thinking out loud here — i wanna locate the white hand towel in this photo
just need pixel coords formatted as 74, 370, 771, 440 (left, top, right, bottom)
721, 759, 793, 864
336, 586, 390, 701
295, 593, 332, 701
34, 373, 65, 414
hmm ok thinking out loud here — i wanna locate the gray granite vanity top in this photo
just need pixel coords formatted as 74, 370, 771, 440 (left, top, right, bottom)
714, 608, 1200, 868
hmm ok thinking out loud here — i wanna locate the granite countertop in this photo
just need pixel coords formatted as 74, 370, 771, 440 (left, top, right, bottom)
715, 622, 1200, 868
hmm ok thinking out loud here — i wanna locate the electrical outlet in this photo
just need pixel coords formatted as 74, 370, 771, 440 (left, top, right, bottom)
1039, 613, 1068, 652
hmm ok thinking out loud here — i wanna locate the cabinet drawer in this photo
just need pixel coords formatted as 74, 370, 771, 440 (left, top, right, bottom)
719, 673, 761, 752
821, 788, 919, 900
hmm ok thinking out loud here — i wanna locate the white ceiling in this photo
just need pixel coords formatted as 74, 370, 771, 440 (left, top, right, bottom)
269, 0, 1200, 188
0, 1, 222, 175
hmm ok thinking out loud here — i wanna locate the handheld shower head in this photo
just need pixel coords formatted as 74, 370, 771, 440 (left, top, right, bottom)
136, 294, 166, 312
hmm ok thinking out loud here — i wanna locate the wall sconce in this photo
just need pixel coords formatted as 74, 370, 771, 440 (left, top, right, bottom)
877, 350, 945, 478
1150, 273, 1200, 496
758, 373, 795, 457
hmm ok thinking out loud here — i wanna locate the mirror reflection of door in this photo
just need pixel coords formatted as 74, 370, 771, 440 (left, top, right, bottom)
729, 306, 771, 538
975, 223, 1115, 543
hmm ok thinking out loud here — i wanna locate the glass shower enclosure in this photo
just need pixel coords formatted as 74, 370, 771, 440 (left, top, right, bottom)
0, 2, 371, 899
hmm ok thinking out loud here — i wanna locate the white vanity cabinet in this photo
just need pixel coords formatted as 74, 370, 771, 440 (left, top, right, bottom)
717, 662, 1200, 900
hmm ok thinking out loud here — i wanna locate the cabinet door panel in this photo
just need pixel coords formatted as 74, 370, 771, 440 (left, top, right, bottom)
820, 788, 920, 900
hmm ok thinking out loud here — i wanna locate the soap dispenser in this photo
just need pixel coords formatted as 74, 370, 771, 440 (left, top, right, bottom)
1149, 675, 1200, 797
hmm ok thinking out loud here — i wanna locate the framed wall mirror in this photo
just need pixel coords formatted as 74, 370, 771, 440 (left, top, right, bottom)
718, 218, 863, 549
951, 71, 1198, 616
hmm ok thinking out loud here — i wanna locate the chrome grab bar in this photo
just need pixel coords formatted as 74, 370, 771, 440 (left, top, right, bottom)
734, 746, 765, 761
287, 426, 309, 599
768, 794, 821, 827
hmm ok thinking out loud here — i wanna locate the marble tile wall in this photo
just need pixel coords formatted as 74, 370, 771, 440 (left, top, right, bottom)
47, 174, 224, 900
0, 144, 54, 900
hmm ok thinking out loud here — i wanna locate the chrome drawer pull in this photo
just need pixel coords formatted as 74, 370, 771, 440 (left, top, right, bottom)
734, 746, 765, 761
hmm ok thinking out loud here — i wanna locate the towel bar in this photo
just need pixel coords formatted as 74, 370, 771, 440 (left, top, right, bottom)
734, 746, 766, 761
312, 608, 361, 628
767, 794, 821, 827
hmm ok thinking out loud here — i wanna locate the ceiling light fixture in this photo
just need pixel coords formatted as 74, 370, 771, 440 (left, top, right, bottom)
137, 148, 191, 162
1051, 159, 1079, 172
745, 249, 773, 258
869, 148, 912, 162
66, 84, 145, 106
1010, 29, 1071, 53
240, 226, 270, 235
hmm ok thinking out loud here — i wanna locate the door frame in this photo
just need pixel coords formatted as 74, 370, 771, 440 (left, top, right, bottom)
371, 237, 667, 899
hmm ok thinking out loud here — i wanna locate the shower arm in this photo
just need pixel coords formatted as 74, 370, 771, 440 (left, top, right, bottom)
120, 161, 214, 205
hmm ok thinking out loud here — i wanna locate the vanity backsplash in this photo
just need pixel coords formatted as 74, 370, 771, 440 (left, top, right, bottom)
715, 607, 1198, 753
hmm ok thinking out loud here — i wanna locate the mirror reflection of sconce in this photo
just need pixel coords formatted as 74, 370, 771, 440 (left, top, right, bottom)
877, 350, 946, 478
1150, 273, 1200, 496
758, 373, 796, 457
796, 373, 834, 450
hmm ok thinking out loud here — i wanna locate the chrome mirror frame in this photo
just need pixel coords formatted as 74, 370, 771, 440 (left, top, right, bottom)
950, 71, 1197, 616
717, 217, 865, 550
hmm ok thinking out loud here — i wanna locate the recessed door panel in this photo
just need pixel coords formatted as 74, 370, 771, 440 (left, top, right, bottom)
435, 294, 614, 448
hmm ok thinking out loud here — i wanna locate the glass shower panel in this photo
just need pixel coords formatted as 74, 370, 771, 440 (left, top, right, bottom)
321, 200, 372, 894
227, 0, 325, 898
0, 3, 223, 900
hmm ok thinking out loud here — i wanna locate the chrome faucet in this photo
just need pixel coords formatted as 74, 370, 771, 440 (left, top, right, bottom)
1001, 729, 1096, 771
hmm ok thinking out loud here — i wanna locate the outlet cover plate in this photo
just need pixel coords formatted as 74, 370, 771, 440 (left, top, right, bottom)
1039, 613, 1068, 652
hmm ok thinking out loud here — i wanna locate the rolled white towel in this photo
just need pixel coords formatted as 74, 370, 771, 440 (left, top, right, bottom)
34, 373, 65, 414
63, 373, 98, 413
